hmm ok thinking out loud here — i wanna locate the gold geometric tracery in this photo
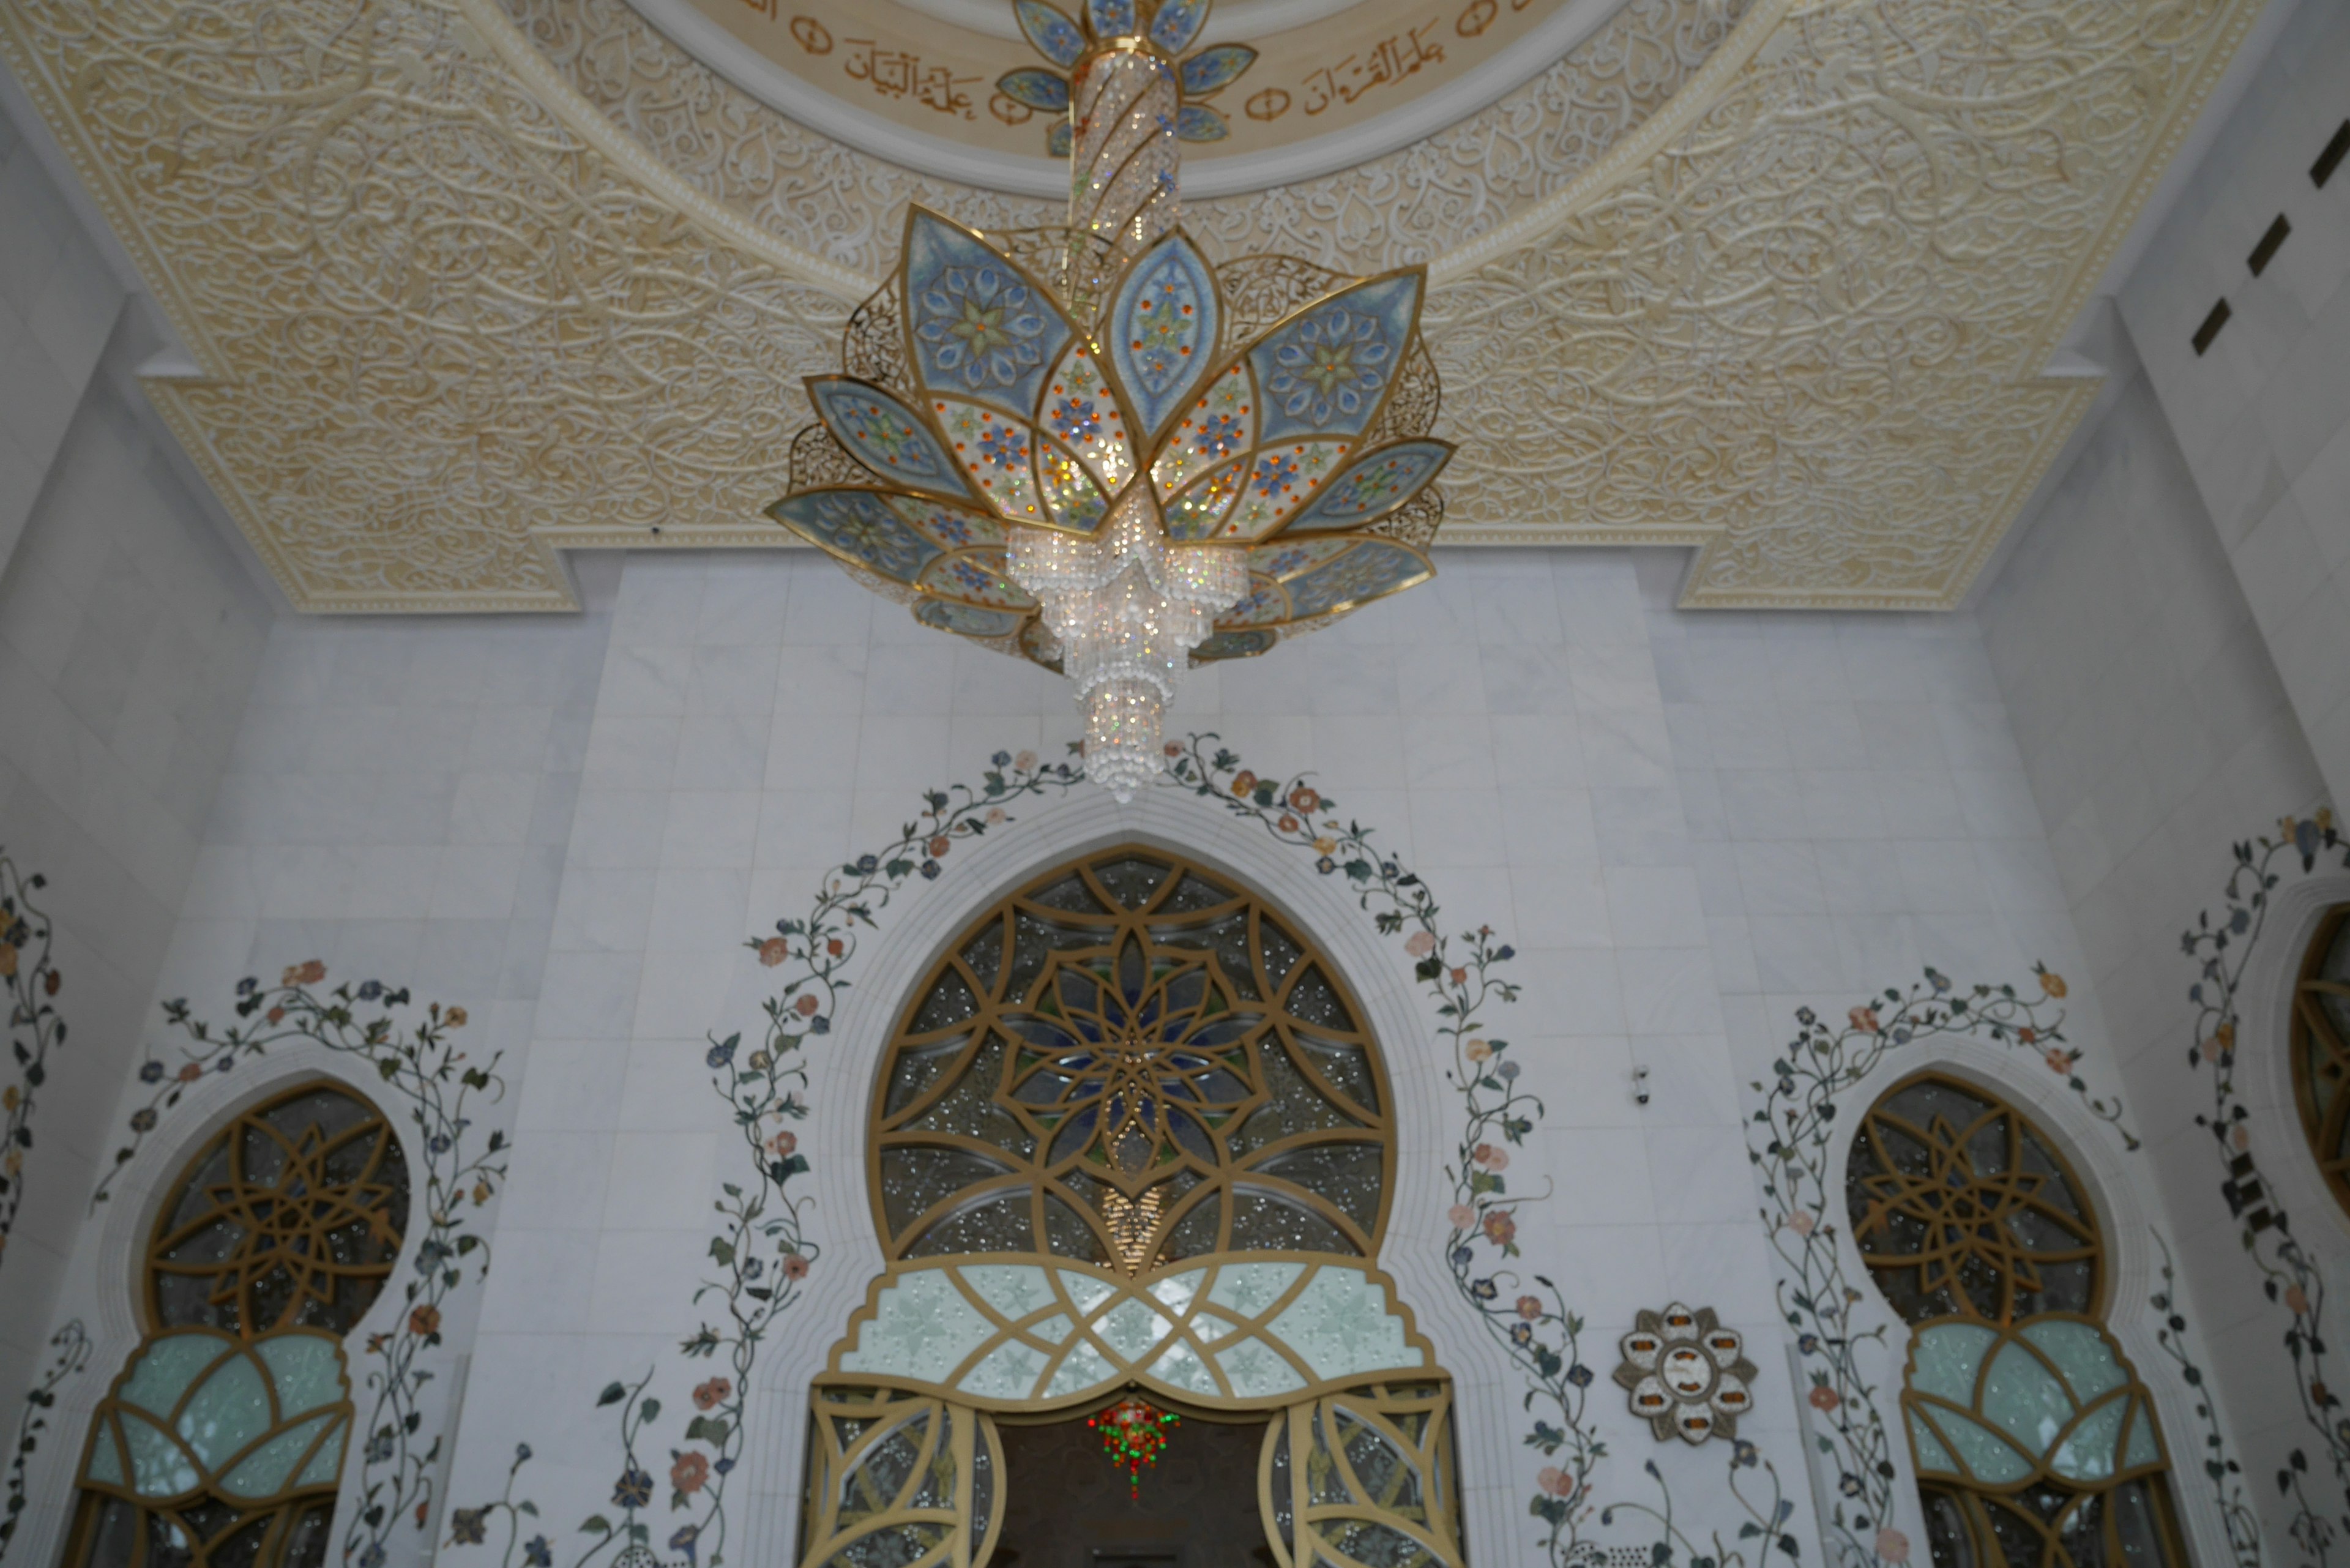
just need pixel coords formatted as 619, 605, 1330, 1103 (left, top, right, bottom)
1846, 1073, 2100, 1326
2291, 904, 2350, 1217
872, 847, 1393, 1272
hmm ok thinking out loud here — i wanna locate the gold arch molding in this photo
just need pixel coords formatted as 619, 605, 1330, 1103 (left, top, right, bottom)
0, 0, 2262, 613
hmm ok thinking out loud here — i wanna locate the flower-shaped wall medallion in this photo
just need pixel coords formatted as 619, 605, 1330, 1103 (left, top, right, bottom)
1613, 1304, 1758, 1444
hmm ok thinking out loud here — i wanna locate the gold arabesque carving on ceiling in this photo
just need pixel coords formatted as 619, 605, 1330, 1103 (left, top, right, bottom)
0, 0, 2261, 613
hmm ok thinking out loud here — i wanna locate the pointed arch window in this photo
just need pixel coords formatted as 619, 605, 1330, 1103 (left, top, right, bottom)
2292, 904, 2350, 1215
1846, 1073, 2185, 1568
65, 1081, 410, 1568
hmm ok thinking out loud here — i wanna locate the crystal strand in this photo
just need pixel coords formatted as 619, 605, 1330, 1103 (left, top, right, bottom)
1006, 29, 1239, 801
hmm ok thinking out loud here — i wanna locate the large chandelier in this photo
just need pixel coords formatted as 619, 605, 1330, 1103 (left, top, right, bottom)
768, 0, 1452, 797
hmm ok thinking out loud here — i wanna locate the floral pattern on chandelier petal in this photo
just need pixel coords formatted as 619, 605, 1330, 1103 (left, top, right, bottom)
1248, 272, 1423, 444
1085, 0, 1137, 37
934, 400, 1049, 526
808, 379, 974, 502
893, 496, 1009, 553
1013, 0, 1087, 67
1037, 439, 1110, 532
767, 488, 944, 585
1280, 538, 1431, 620
1151, 364, 1256, 499
1247, 536, 1353, 584
1113, 234, 1220, 443
916, 598, 1029, 640
918, 551, 1037, 612
1175, 105, 1231, 143
1283, 441, 1453, 534
997, 69, 1073, 113
1149, 0, 1210, 55
1190, 627, 1277, 661
1179, 47, 1256, 97
906, 211, 1072, 422
1219, 442, 1351, 539
1041, 345, 1135, 491
1163, 457, 1247, 542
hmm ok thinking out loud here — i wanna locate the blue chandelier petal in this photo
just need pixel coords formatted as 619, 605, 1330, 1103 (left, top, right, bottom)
996, 68, 1072, 113
904, 211, 1073, 422
1148, 0, 1209, 54
1281, 441, 1453, 533
1110, 231, 1220, 443
1014, 0, 1087, 67
1178, 45, 1255, 97
1174, 104, 1229, 143
1247, 271, 1423, 443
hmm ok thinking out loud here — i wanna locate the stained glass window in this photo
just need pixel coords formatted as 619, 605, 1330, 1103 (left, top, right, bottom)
2292, 905, 2350, 1216
871, 848, 1393, 1271
1846, 1073, 2184, 1568
67, 1083, 409, 1568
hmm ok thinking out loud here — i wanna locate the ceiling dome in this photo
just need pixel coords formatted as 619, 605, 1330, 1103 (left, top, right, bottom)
619, 0, 1638, 195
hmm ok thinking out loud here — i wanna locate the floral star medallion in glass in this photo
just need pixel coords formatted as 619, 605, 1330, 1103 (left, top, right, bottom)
1612, 1303, 1759, 1444
1089, 1392, 1179, 1498
768, 0, 1449, 798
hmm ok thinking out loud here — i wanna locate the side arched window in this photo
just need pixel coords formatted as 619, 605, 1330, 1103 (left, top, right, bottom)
66, 1082, 410, 1568
2292, 905, 2350, 1215
1846, 1073, 2185, 1568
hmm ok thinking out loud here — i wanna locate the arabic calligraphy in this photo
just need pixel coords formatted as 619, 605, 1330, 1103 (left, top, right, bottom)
841, 38, 980, 117
1300, 21, 1445, 114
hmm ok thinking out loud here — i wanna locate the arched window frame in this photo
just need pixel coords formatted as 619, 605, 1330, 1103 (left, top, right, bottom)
2253, 881, 2350, 1236
750, 796, 1518, 1568
1813, 1042, 2244, 1568
8, 1058, 431, 1568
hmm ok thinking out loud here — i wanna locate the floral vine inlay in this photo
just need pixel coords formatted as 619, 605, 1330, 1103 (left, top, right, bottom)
112, 969, 511, 1568
0, 1320, 90, 1559
2182, 811, 2350, 1562
0, 851, 63, 1271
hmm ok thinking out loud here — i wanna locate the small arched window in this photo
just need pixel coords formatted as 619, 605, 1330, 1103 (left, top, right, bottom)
2292, 904, 2350, 1215
1846, 1073, 2186, 1568
66, 1081, 409, 1568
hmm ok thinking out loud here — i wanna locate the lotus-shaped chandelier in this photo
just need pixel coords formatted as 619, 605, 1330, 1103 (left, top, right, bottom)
769, 0, 1451, 797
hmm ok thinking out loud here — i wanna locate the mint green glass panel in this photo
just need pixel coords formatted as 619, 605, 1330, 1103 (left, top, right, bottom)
1043, 1340, 1117, 1397
83, 1421, 127, 1486
1909, 1324, 1994, 1405
1268, 1266, 1419, 1379
1147, 1340, 1219, 1397
179, 1351, 270, 1471
2021, 1320, 2125, 1402
2050, 1397, 2124, 1482
119, 1334, 225, 1417
964, 1264, 1056, 1320
1982, 1340, 2071, 1456
119, 1408, 200, 1496
1057, 1271, 1117, 1316
1216, 1338, 1307, 1398
1207, 1261, 1303, 1316
1922, 1407, 2032, 1485
1149, 1269, 1206, 1313
1907, 1410, 1959, 1477
841, 1271, 993, 1381
2122, 1401, 2161, 1470
1192, 1310, 1239, 1344
958, 1340, 1050, 1400
256, 1334, 346, 1415
1094, 1298, 1172, 1359
1030, 1312, 1074, 1344
294, 1414, 347, 1488
219, 1411, 335, 1499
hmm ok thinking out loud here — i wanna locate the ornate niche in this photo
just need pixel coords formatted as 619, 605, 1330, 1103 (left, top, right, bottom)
1847, 1072, 2186, 1568
799, 845, 1463, 1568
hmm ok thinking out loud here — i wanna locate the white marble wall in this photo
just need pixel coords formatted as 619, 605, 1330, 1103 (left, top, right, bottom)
1979, 364, 2329, 1549
2118, 0, 2350, 812
443, 547, 1811, 1568
0, 375, 272, 1419
0, 97, 121, 578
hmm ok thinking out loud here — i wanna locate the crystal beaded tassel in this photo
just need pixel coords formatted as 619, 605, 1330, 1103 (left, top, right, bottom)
1003, 33, 1244, 801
